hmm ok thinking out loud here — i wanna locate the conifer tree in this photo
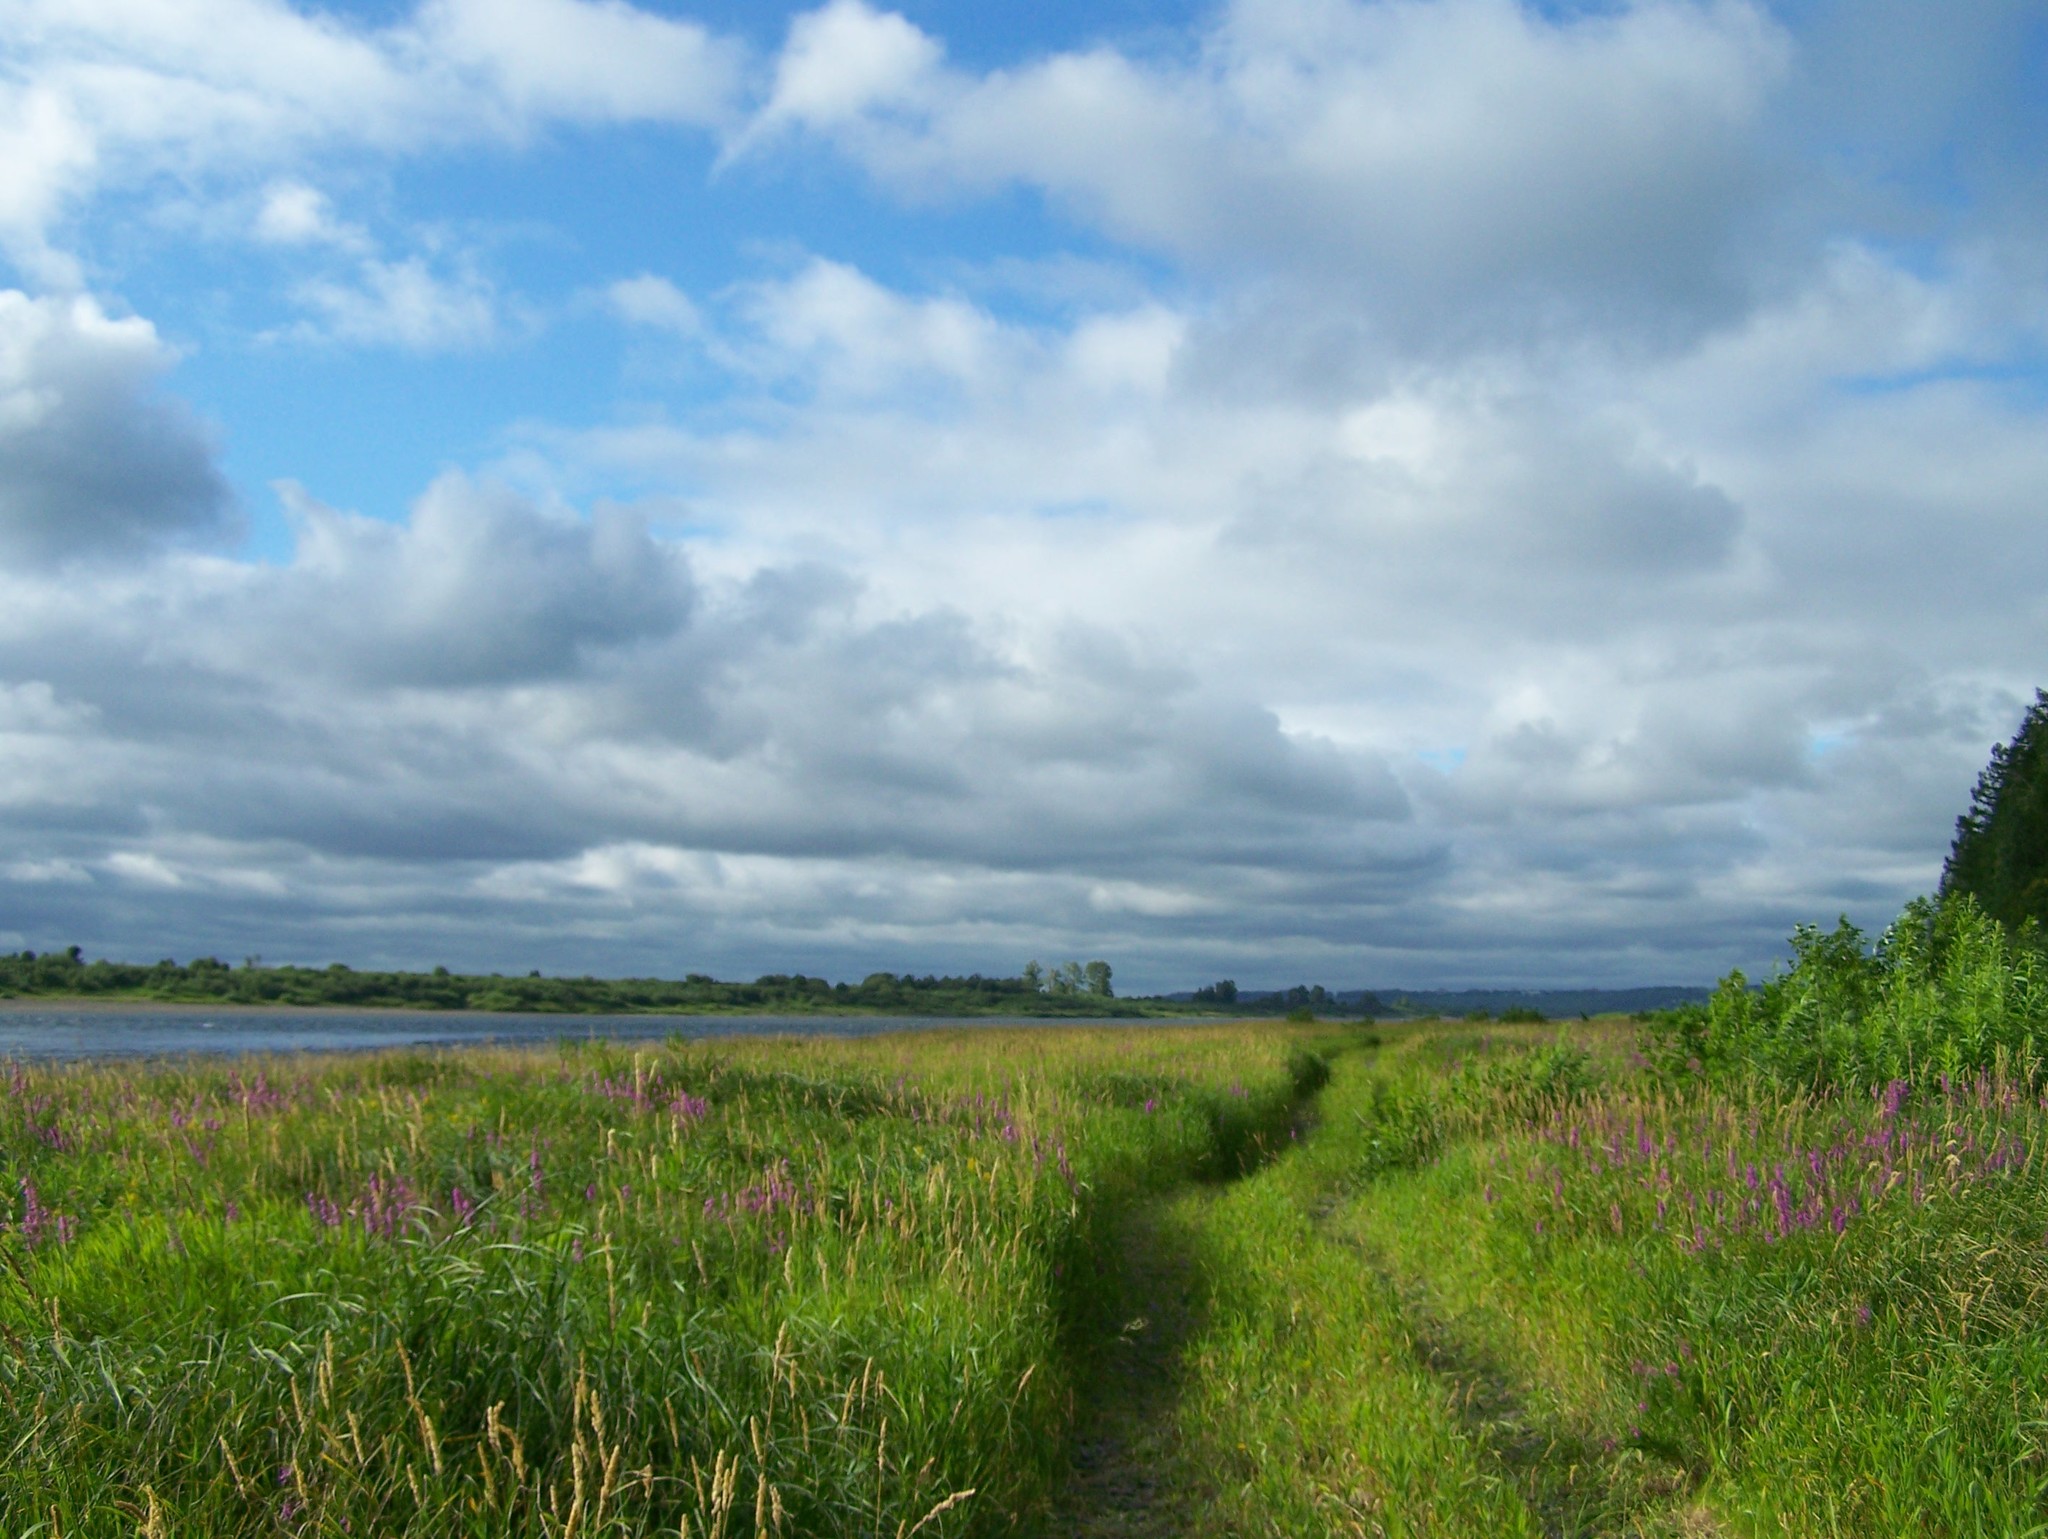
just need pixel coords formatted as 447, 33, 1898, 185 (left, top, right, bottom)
1941, 689, 2048, 931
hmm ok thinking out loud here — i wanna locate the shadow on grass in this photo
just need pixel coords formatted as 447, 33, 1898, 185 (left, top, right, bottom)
1329, 1227, 1719, 1539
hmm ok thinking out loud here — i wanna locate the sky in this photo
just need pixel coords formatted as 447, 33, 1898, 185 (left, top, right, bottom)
1, 0, 2045, 992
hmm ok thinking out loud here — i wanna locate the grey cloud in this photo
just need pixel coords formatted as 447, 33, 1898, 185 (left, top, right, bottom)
540, 237, 2032, 986
1788, 0, 2044, 174
1221, 391, 1751, 647
0, 447, 1425, 980
258, 474, 693, 687
0, 291, 233, 564
8, 6, 2046, 993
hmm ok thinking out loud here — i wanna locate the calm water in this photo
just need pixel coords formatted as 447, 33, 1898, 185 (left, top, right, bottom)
0, 1008, 1137, 1063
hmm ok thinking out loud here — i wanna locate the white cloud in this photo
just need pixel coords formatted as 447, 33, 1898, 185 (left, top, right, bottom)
549, 241, 2048, 981
0, 0, 746, 277
0, 2, 2043, 989
744, 0, 941, 143
741, 0, 1791, 339
729, 257, 1012, 398
287, 255, 500, 351
0, 84, 95, 286
607, 273, 702, 337
252, 179, 365, 250
2, 857, 89, 884
412, 0, 742, 128
1064, 306, 1185, 397
105, 851, 183, 889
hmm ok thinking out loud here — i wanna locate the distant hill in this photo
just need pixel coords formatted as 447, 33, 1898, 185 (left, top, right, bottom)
1163, 985, 1714, 1019
1368, 986, 1712, 1019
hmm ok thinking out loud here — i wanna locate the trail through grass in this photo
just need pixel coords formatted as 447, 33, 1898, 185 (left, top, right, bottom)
1044, 1201, 1199, 1538
1047, 1017, 2048, 1536
11, 1016, 2048, 1535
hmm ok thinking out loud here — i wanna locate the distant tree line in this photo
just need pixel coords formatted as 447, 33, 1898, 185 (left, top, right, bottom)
0, 951, 1175, 1017
1019, 959, 1114, 997
1186, 980, 1388, 1018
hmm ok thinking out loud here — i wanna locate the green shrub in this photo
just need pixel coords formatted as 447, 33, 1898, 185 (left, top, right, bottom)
1655, 891, 2048, 1089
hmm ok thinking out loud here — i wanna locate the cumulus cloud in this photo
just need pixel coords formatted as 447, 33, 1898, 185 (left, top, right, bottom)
412, 0, 741, 128
0, 444, 1425, 977
1, 1, 2043, 989
726, 257, 1014, 399
258, 473, 694, 687
738, 0, 1792, 340
0, 0, 744, 276
736, 0, 942, 149
0, 290, 232, 563
547, 232, 2045, 983
0, 83, 95, 287
285, 254, 502, 350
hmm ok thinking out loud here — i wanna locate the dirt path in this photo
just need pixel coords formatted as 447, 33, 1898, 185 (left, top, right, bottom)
1043, 1042, 1728, 1539
1043, 1060, 1340, 1538
1041, 1203, 1201, 1539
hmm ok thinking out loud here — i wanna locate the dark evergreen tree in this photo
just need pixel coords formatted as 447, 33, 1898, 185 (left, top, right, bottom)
1941, 689, 2048, 931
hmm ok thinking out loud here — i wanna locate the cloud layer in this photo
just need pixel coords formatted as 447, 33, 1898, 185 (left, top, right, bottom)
0, 0, 2044, 988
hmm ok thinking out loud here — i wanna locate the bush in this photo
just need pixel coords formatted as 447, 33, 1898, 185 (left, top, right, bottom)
1655, 892, 2048, 1089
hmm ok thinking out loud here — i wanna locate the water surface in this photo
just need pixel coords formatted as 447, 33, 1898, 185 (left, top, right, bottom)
0, 1006, 1137, 1063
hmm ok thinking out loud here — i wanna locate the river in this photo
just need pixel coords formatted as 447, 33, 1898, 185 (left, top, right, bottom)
0, 1003, 1140, 1062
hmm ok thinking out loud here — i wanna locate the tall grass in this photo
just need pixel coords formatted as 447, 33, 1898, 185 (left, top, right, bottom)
15, 1011, 2048, 1534
0, 1027, 1309, 1536
1339, 1021, 2048, 1535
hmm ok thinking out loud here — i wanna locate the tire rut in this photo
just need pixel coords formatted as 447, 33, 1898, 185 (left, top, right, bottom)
1320, 1208, 1722, 1538
1040, 1202, 1199, 1539
1043, 1061, 1339, 1538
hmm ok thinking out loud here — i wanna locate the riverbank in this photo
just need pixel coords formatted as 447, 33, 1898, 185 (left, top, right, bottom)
0, 952, 1186, 1019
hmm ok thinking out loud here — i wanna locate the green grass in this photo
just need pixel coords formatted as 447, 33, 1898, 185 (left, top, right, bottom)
0, 1028, 1311, 1536
1320, 1021, 2048, 1535
9, 1018, 2048, 1535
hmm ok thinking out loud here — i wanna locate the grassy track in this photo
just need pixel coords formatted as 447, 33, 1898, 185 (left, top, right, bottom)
8, 1017, 2048, 1535
1044, 1018, 2048, 1536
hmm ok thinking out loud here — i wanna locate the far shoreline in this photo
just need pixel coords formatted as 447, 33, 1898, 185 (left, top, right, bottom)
0, 993, 1218, 1021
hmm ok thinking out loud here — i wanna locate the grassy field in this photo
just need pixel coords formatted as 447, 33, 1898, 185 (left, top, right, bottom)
1098, 1015, 2048, 1537
5, 1007, 2048, 1535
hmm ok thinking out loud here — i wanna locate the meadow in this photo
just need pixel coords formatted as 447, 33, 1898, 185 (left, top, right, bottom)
8, 906, 2048, 1537
0, 1026, 1320, 1537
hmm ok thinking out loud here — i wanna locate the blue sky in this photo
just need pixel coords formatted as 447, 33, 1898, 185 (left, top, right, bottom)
1, 0, 2045, 990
